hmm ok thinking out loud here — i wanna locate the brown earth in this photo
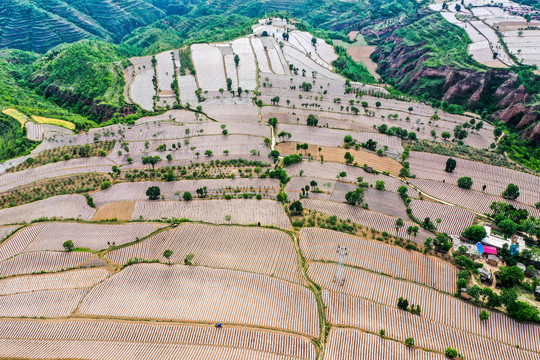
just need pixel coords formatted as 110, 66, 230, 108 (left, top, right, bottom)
348, 31, 359, 41
93, 201, 135, 221
346, 46, 380, 80
276, 142, 402, 176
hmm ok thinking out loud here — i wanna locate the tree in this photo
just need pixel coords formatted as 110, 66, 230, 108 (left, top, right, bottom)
502, 183, 520, 200
63, 240, 74, 252
234, 54, 240, 66
445, 348, 459, 358
183, 191, 193, 201
166, 154, 173, 161
453, 125, 468, 140
498, 218, 518, 236
405, 337, 415, 347
397, 297, 409, 310
433, 232, 452, 253
344, 152, 354, 164
461, 225, 487, 242
184, 253, 194, 265
457, 177, 473, 189
375, 101, 381, 108
142, 155, 161, 170
311, 37, 317, 46
289, 200, 304, 215
268, 117, 278, 129
345, 187, 365, 206
479, 310, 490, 321
283, 154, 302, 167
204, 150, 213, 157
445, 158, 457, 173
100, 181, 111, 190
307, 114, 318, 126
441, 131, 451, 140
497, 266, 525, 288
375, 180, 385, 191
163, 249, 173, 265
395, 218, 404, 234
146, 186, 161, 200
399, 167, 410, 178
397, 185, 408, 198
493, 127, 503, 137
226, 77, 233, 91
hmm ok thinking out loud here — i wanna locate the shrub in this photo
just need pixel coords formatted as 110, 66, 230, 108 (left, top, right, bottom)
397, 297, 409, 310
63, 240, 74, 251
375, 180, 385, 190
457, 176, 473, 189
283, 154, 302, 167
479, 310, 490, 321
100, 181, 111, 190
502, 183, 520, 200
445, 158, 456, 172
405, 337, 415, 347
496, 266, 524, 288
183, 191, 193, 201
461, 225, 487, 242
445, 347, 459, 358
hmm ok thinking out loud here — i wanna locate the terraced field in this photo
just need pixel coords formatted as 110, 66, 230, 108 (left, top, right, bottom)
107, 223, 303, 283
79, 264, 319, 336
0, 320, 316, 360
131, 199, 292, 228
409, 200, 475, 235
300, 228, 457, 293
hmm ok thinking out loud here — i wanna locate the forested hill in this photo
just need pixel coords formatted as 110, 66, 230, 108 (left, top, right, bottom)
0, 0, 422, 53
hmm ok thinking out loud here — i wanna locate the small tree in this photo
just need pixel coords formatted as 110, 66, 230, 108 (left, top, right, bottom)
461, 225, 487, 242
441, 131, 451, 140
184, 253, 194, 265
479, 310, 490, 321
234, 54, 240, 66
289, 200, 304, 215
397, 297, 409, 310
63, 240, 74, 252
502, 183, 520, 200
375, 180, 385, 191
307, 114, 318, 126
183, 191, 193, 201
497, 266, 525, 288
445, 158, 457, 173
405, 337, 415, 347
395, 218, 404, 235
457, 177, 473, 189
163, 249, 173, 265
379, 329, 385, 336
345, 187, 364, 206
445, 348, 459, 359
146, 186, 161, 200
344, 152, 354, 164
100, 181, 111, 190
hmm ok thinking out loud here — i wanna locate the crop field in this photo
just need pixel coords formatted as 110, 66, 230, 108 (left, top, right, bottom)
93, 179, 280, 205
409, 200, 475, 235
131, 199, 292, 228
192, 44, 227, 91
31, 116, 76, 130
300, 228, 458, 293
224, 53, 239, 90
0, 251, 93, 278
0, 157, 116, 193
0, 195, 96, 225
470, 20, 515, 66
79, 264, 319, 336
0, 223, 46, 261
329, 184, 410, 219
326, 328, 446, 360
155, 50, 176, 93
135, 110, 200, 124
503, 30, 540, 67
232, 38, 258, 90
282, 45, 341, 81
2, 108, 28, 126
20, 222, 163, 252
410, 179, 540, 217
0, 225, 19, 243
301, 199, 432, 242
128, 56, 156, 111
0, 320, 316, 360
260, 37, 289, 74
107, 223, 303, 283
408, 152, 540, 207
92, 201, 135, 221
203, 104, 260, 124
0, 289, 88, 318
286, 162, 419, 197
324, 292, 539, 360
178, 74, 200, 104
251, 37, 272, 73
0, 268, 110, 296
276, 124, 403, 154
25, 122, 44, 141
312, 263, 540, 354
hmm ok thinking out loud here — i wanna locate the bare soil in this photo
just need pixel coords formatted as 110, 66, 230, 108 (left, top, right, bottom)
346, 46, 380, 80
93, 201, 135, 221
276, 142, 403, 176
348, 31, 359, 41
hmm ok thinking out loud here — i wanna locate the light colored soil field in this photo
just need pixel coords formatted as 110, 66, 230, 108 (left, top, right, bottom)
276, 143, 402, 176
192, 43, 227, 91
0, 223, 45, 261
326, 328, 446, 360
312, 263, 540, 355
0, 251, 92, 278
25, 122, 44, 141
92, 201, 136, 221
131, 199, 292, 229
347, 31, 359, 41
409, 200, 475, 235
31, 116, 75, 130
0, 268, 110, 296
324, 291, 539, 360
79, 263, 319, 337
20, 222, 163, 252
128, 56, 155, 111
0, 225, 20, 243
346, 46, 380, 80
300, 228, 458, 293
2, 108, 28, 126
106, 223, 303, 283
300, 199, 432, 242
408, 151, 540, 209
0, 320, 316, 360
0, 289, 88, 318
0, 195, 96, 225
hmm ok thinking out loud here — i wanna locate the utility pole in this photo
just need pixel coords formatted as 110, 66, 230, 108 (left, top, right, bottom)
333, 245, 348, 286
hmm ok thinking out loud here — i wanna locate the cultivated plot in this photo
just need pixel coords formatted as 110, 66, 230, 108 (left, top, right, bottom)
0, 289, 87, 318
0, 251, 93, 278
79, 264, 319, 336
